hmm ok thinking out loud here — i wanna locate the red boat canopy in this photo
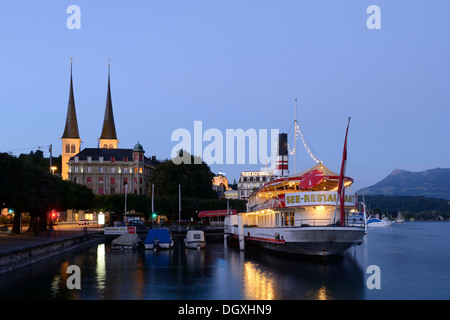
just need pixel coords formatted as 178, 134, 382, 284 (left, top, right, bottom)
198, 209, 237, 217
299, 169, 323, 190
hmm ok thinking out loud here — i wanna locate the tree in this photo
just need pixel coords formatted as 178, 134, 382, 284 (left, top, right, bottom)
0, 153, 93, 233
152, 150, 217, 199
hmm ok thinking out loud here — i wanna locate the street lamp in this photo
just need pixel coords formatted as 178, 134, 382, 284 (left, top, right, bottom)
51, 166, 57, 175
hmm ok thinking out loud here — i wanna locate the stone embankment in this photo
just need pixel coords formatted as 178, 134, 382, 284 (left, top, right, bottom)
0, 230, 104, 274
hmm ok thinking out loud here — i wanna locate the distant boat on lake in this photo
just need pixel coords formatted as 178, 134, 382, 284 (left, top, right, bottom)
367, 217, 392, 228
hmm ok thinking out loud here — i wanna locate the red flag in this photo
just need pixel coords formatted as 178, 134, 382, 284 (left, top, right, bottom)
338, 117, 351, 226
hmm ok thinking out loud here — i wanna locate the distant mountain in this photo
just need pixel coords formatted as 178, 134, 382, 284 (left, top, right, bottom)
358, 168, 450, 201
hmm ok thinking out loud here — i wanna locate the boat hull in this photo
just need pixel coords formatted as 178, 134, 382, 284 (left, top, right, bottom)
367, 222, 392, 227
229, 226, 365, 257
111, 244, 138, 250
185, 241, 206, 249
144, 241, 174, 250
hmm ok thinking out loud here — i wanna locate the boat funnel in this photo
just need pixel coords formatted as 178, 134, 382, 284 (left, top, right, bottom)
273, 133, 289, 177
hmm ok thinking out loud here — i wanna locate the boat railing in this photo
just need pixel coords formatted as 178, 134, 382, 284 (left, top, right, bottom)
293, 218, 365, 228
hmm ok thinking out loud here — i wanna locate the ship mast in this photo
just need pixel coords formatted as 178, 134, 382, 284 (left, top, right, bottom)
294, 98, 298, 174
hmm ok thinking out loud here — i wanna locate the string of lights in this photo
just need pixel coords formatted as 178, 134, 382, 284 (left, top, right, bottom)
288, 122, 321, 164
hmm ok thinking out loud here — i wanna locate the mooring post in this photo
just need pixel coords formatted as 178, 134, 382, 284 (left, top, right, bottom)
237, 215, 245, 251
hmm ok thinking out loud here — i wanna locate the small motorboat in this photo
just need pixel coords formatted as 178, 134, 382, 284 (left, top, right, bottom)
184, 230, 206, 249
111, 232, 140, 250
367, 217, 393, 227
144, 228, 174, 250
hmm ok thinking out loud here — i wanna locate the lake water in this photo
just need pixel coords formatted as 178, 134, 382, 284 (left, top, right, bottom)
0, 221, 449, 300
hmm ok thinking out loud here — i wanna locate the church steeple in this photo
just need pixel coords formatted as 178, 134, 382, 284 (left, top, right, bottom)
99, 63, 118, 149
62, 61, 80, 139
61, 60, 81, 180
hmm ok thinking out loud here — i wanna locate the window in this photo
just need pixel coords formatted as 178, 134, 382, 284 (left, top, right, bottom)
99, 157, 104, 163
123, 167, 128, 173
134, 177, 138, 185
109, 144, 113, 149
99, 177, 104, 184
87, 167, 92, 173
99, 167, 103, 173
111, 156, 115, 163
98, 187, 104, 195
74, 156, 79, 163
110, 188, 115, 194
111, 167, 115, 173
111, 177, 115, 184
139, 167, 143, 174
87, 156, 92, 163
139, 177, 143, 184
139, 154, 143, 161
71, 144, 75, 153
123, 177, 128, 185
74, 166, 79, 173
74, 177, 78, 184
87, 177, 92, 183
134, 154, 138, 161
134, 167, 138, 174
65, 144, 70, 153
123, 157, 128, 162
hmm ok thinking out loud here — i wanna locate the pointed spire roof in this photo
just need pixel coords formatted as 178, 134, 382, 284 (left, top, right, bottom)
62, 61, 80, 139
100, 64, 118, 140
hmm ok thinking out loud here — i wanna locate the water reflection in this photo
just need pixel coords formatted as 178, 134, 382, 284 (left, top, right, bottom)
0, 237, 366, 300
2, 223, 449, 300
240, 246, 365, 300
242, 261, 275, 300
96, 243, 106, 293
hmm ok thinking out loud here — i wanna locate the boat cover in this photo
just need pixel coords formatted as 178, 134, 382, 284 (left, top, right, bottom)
112, 232, 140, 246
299, 169, 323, 190
145, 228, 172, 244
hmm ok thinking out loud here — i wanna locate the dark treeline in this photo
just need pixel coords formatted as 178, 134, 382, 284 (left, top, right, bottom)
360, 195, 450, 219
0, 152, 94, 233
1, 150, 246, 229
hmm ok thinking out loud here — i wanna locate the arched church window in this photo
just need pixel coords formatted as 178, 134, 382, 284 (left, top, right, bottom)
65, 144, 70, 153
103, 144, 108, 149
71, 144, 75, 153
109, 144, 113, 149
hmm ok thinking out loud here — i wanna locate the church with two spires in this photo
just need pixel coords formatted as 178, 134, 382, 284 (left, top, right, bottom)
61, 62, 157, 196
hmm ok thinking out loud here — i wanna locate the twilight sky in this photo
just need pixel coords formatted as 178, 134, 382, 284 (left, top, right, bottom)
0, 1, 449, 191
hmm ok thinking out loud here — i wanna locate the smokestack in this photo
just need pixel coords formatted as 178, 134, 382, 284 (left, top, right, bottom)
273, 133, 289, 177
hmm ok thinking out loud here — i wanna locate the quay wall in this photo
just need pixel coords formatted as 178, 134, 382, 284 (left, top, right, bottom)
0, 233, 104, 274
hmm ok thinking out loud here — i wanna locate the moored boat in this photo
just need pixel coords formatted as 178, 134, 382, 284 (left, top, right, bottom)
144, 228, 174, 250
367, 217, 392, 227
225, 162, 366, 257
184, 230, 206, 249
111, 232, 140, 250
224, 119, 366, 258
